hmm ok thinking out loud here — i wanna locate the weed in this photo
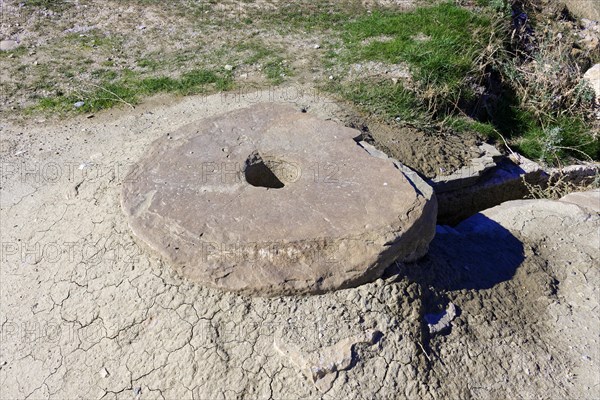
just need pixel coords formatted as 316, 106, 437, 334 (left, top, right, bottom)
523, 169, 599, 200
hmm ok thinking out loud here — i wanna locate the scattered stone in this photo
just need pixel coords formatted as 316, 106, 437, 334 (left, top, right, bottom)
100, 367, 109, 378
430, 143, 502, 193
122, 103, 436, 296
313, 44, 320, 49
436, 153, 599, 225
274, 329, 380, 392
224, 64, 234, 71
425, 302, 457, 334
133, 387, 142, 396
73, 101, 85, 108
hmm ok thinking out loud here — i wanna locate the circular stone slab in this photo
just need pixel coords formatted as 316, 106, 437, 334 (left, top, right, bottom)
122, 103, 436, 296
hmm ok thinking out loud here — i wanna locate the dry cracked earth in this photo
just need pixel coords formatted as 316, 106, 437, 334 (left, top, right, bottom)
1, 89, 599, 399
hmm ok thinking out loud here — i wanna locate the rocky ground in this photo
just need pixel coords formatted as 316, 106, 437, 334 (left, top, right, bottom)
1, 90, 599, 399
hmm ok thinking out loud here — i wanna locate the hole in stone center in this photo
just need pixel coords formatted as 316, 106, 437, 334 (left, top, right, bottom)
244, 151, 285, 189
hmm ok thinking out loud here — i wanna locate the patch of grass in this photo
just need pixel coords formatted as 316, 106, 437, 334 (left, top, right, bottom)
265, 1, 359, 32
263, 58, 292, 84
65, 29, 123, 50
516, 117, 599, 164
0, 46, 28, 59
91, 69, 118, 81
234, 41, 292, 83
136, 58, 160, 71
31, 68, 233, 114
24, 0, 68, 12
236, 41, 276, 65
444, 116, 499, 140
328, 79, 421, 122
340, 3, 492, 112
178, 69, 233, 94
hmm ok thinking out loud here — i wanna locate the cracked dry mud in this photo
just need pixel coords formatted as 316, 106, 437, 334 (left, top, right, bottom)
1, 89, 599, 399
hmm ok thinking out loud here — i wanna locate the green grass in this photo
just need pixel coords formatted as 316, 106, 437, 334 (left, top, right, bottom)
65, 30, 123, 50
336, 3, 492, 114
327, 79, 421, 122
322, 3, 493, 128
32, 68, 233, 114
264, 1, 358, 32
236, 41, 276, 65
24, 0, 68, 11
263, 58, 292, 84
444, 117, 499, 140
515, 117, 599, 164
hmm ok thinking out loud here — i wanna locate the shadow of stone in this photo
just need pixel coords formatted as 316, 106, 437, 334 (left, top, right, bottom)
398, 215, 525, 291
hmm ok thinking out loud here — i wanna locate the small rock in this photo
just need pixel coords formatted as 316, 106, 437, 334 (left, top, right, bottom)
313, 44, 320, 49
0, 40, 18, 51
224, 64, 234, 71
274, 329, 381, 392
133, 387, 142, 395
583, 64, 600, 104
425, 302, 457, 334
137, 25, 146, 30
240, 73, 248, 79
328, 75, 334, 80
74, 101, 85, 108
100, 367, 109, 378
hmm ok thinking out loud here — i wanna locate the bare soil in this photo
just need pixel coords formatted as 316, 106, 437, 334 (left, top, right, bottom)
1, 88, 598, 400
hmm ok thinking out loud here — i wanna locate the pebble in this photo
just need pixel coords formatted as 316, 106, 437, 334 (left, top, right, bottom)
100, 367, 109, 378
314, 44, 320, 49
224, 64, 234, 71
74, 101, 85, 108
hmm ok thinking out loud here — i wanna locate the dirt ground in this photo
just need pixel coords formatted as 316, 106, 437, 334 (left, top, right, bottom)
2, 1, 599, 398
1, 89, 598, 399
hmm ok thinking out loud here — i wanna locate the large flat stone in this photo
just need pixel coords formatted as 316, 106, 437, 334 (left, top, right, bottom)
122, 103, 436, 296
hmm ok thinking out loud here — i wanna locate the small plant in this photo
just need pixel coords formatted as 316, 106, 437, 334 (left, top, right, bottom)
523, 169, 599, 200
